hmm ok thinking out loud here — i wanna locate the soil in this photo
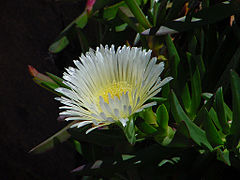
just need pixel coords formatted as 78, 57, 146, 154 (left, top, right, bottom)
0, 0, 85, 179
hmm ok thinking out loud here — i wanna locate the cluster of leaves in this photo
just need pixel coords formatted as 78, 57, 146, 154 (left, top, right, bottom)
29, 0, 240, 179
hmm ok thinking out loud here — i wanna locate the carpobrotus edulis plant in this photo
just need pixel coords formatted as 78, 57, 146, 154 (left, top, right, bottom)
55, 45, 172, 133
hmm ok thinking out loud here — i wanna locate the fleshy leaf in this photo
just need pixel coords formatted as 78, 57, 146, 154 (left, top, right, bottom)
29, 122, 75, 154
156, 104, 169, 136
170, 90, 213, 150
202, 108, 224, 147
229, 70, 240, 147
49, 36, 69, 53
215, 87, 230, 134
124, 0, 152, 29
121, 117, 136, 145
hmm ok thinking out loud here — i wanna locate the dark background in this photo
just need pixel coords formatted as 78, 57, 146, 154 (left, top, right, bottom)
0, 0, 86, 179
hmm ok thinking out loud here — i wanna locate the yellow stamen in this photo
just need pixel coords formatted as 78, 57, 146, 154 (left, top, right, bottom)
97, 81, 132, 103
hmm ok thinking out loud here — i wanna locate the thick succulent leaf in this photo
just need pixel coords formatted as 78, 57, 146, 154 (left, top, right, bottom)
46, 72, 70, 89
124, 0, 152, 29
75, 11, 88, 28
32, 78, 61, 96
147, 97, 167, 104
190, 67, 202, 116
165, 34, 180, 81
118, 6, 140, 32
122, 117, 136, 145
181, 83, 191, 114
229, 70, 240, 146
194, 55, 206, 78
152, 0, 167, 26
139, 108, 157, 126
49, 36, 69, 53
167, 131, 192, 148
216, 149, 231, 166
224, 103, 233, 122
208, 108, 222, 131
202, 92, 213, 101
202, 108, 224, 147
215, 87, 230, 134
92, 0, 114, 12
156, 104, 169, 136
29, 122, 76, 154
103, 1, 126, 20
170, 90, 213, 150
135, 119, 157, 135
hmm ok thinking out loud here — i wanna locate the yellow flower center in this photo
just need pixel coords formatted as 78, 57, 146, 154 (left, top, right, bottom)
97, 81, 132, 103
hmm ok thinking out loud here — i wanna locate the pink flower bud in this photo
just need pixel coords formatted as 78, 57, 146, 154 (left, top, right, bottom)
86, 0, 96, 13
28, 65, 55, 83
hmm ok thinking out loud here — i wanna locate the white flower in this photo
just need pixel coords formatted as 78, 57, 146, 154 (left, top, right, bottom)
55, 45, 173, 133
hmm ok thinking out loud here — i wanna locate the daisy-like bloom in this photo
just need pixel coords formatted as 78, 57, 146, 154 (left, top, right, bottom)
55, 45, 173, 133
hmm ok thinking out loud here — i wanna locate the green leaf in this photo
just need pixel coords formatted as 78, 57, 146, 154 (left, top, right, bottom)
194, 94, 215, 126
194, 55, 206, 79
103, 1, 126, 20
216, 149, 231, 166
170, 90, 213, 150
190, 67, 202, 116
46, 72, 70, 89
156, 104, 169, 136
202, 93, 213, 101
224, 103, 232, 122
161, 83, 170, 111
135, 118, 157, 135
165, 34, 180, 81
208, 108, 222, 131
122, 154, 136, 161
122, 117, 136, 145
49, 36, 69, 53
230, 70, 240, 145
92, 0, 113, 12
147, 97, 167, 104
215, 87, 230, 134
33, 78, 61, 96
73, 140, 82, 155
76, 28, 89, 53
75, 11, 88, 28
181, 83, 191, 114
202, 108, 224, 147
188, 35, 197, 56
139, 107, 157, 126
152, 0, 167, 27
29, 122, 74, 154
154, 127, 175, 146
124, 0, 152, 29
167, 131, 192, 148
41, 81, 59, 91
118, 6, 140, 32
115, 23, 128, 32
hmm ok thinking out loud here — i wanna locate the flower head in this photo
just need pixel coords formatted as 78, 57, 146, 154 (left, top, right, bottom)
55, 45, 172, 133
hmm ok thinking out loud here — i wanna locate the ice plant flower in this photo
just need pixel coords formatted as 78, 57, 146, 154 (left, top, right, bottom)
55, 45, 173, 133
